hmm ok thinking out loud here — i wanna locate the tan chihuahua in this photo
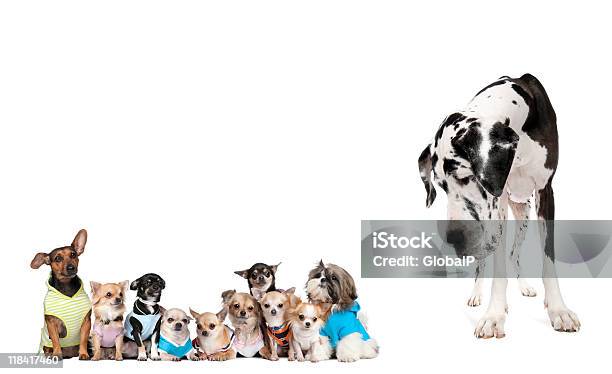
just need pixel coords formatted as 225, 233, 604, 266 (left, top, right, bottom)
90, 281, 128, 361
190, 308, 236, 361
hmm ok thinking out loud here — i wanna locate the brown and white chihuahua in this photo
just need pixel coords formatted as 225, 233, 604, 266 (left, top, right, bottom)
30, 229, 91, 360
190, 308, 236, 361
90, 281, 128, 361
221, 290, 270, 359
253, 288, 300, 361
288, 302, 330, 362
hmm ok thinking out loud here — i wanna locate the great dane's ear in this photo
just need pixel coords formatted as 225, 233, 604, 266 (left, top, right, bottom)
418, 144, 437, 208
452, 121, 519, 197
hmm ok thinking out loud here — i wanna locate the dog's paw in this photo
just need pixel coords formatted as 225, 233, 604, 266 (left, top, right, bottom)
90, 354, 101, 361
518, 279, 537, 297
467, 292, 482, 307
114, 355, 123, 361
150, 354, 161, 361
474, 311, 506, 339
79, 352, 90, 360
172, 356, 181, 362
548, 307, 580, 332
137, 354, 148, 361
336, 351, 360, 363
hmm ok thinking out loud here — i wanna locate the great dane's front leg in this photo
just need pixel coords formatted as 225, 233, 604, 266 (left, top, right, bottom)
475, 196, 509, 339
467, 260, 484, 307
509, 199, 537, 297
536, 184, 580, 332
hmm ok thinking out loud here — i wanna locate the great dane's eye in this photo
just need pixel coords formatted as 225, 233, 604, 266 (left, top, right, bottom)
168, 318, 174, 323
299, 314, 305, 321
263, 303, 270, 308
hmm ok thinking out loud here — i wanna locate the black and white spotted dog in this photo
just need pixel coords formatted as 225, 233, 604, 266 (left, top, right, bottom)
418, 74, 580, 338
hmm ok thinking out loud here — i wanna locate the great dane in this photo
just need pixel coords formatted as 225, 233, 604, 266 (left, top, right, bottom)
418, 74, 580, 338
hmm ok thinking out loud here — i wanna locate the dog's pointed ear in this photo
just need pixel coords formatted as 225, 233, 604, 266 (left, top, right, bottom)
189, 308, 200, 319
452, 121, 519, 197
252, 288, 265, 301
270, 262, 281, 274
71, 229, 87, 255
119, 280, 129, 293
221, 289, 236, 304
90, 281, 101, 294
234, 269, 249, 279
30, 252, 50, 269
216, 308, 228, 322
318, 259, 325, 268
284, 287, 296, 296
418, 144, 437, 208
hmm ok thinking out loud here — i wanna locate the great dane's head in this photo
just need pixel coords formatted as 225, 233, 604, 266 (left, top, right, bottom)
418, 113, 519, 251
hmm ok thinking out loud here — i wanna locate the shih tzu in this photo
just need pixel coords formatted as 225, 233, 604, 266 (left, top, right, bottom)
305, 260, 379, 362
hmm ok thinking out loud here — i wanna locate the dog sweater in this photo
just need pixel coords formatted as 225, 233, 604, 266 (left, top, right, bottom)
319, 301, 370, 349
157, 333, 193, 358
267, 323, 291, 348
124, 309, 161, 341
233, 328, 264, 358
92, 320, 124, 348
40, 276, 91, 348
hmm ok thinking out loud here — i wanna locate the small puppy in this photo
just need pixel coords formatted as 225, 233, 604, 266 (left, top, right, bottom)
123, 273, 165, 361
90, 281, 128, 361
306, 261, 378, 362
253, 288, 298, 361
157, 308, 195, 361
221, 290, 270, 359
190, 308, 236, 361
234, 262, 281, 296
288, 302, 329, 362
31, 229, 91, 360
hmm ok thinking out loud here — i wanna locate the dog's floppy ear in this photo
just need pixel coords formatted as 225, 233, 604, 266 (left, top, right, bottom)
221, 289, 236, 304
418, 144, 437, 208
452, 121, 519, 197
270, 262, 281, 274
130, 276, 142, 290
234, 269, 249, 279
252, 288, 265, 301
71, 229, 87, 255
30, 252, 50, 269
216, 308, 228, 322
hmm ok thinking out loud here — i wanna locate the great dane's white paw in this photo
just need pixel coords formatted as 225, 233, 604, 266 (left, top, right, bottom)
547, 306, 580, 332
518, 279, 537, 297
474, 309, 507, 339
467, 292, 482, 307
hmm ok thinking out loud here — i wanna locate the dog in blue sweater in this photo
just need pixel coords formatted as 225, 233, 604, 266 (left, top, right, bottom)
305, 261, 379, 362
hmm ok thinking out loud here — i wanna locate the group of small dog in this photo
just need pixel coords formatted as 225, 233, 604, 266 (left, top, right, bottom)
30, 229, 379, 362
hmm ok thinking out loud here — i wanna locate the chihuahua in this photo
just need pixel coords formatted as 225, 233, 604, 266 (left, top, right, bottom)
234, 262, 281, 296
31, 229, 91, 360
90, 281, 128, 361
157, 308, 195, 361
221, 290, 270, 359
288, 302, 330, 362
123, 273, 165, 361
190, 308, 236, 361
253, 288, 299, 361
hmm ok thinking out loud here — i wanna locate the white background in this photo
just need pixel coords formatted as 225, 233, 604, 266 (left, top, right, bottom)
1, 1, 611, 373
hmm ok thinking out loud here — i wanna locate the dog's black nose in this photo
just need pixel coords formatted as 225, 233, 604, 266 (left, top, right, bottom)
240, 310, 246, 317
258, 276, 264, 281
271, 309, 277, 316
115, 297, 122, 304
305, 321, 311, 328
202, 331, 209, 337
66, 264, 75, 272
151, 284, 160, 290
175, 322, 183, 330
